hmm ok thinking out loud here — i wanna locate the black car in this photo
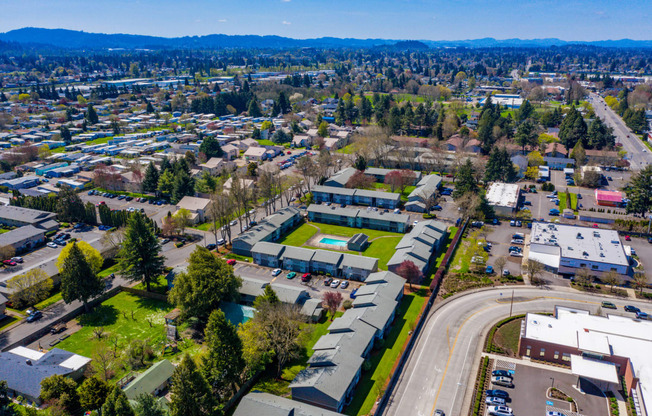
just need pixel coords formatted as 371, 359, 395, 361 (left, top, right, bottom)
206, 244, 216, 251
492, 370, 512, 378
485, 389, 509, 399
324, 277, 333, 286
625, 305, 641, 313
648, 237, 652, 244
26, 311, 43, 323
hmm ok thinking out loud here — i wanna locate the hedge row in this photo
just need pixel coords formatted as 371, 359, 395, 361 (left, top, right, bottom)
485, 314, 525, 354
472, 356, 490, 416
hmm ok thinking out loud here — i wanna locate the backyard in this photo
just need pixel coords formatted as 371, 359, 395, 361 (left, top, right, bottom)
56, 292, 199, 380
278, 222, 403, 270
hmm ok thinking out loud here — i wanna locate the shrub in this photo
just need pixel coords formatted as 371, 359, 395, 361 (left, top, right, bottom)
342, 300, 353, 309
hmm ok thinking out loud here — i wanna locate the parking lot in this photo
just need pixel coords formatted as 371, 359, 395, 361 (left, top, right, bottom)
234, 262, 360, 298
482, 222, 525, 277
487, 359, 608, 416
79, 191, 174, 224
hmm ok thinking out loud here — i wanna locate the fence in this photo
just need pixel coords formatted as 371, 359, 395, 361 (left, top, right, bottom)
373, 219, 468, 415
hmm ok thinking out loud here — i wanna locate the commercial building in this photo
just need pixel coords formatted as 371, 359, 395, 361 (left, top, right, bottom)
387, 220, 448, 275
307, 205, 410, 233
0, 347, 90, 405
312, 185, 401, 209
595, 189, 624, 207
519, 307, 651, 415
290, 271, 405, 412
232, 207, 302, 256
0, 206, 58, 230
250, 242, 379, 281
528, 222, 630, 277
1, 175, 41, 190
234, 392, 343, 416
486, 182, 520, 217
405, 174, 442, 213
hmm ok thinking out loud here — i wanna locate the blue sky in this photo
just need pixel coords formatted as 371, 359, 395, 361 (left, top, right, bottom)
1, 0, 650, 40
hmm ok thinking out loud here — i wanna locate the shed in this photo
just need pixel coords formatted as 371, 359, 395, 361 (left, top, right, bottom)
347, 233, 369, 251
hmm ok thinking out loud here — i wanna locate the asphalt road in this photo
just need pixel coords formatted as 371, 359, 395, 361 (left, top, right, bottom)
382, 286, 652, 416
590, 93, 652, 170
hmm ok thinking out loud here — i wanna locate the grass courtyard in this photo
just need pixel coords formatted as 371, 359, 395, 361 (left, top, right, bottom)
278, 222, 403, 270
56, 292, 199, 380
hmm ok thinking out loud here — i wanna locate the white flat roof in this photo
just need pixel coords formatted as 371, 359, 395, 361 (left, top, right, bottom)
486, 182, 520, 208
9, 346, 44, 361
59, 355, 92, 370
571, 354, 619, 384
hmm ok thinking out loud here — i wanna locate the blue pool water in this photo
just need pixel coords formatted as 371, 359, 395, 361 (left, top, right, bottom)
319, 237, 348, 246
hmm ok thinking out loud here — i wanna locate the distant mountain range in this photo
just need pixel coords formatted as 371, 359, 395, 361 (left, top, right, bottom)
1, 28, 651, 50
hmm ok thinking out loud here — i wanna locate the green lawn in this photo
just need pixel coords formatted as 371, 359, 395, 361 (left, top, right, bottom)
257, 139, 276, 146
278, 223, 319, 246
360, 237, 403, 270
346, 293, 427, 416
133, 275, 169, 294
34, 292, 63, 311
493, 318, 524, 356
57, 292, 177, 359
0, 315, 20, 331
191, 222, 213, 231
98, 263, 122, 278
253, 311, 343, 396
558, 193, 579, 212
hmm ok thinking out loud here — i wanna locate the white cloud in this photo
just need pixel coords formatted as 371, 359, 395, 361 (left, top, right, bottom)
282, 0, 291, 2
218, 19, 227, 23
282, 20, 291, 25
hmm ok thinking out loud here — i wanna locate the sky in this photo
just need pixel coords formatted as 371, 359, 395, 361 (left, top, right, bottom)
1, 0, 651, 41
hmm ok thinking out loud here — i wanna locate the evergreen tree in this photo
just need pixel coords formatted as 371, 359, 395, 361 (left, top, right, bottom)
514, 119, 539, 153
102, 385, 135, 416
146, 102, 155, 113
133, 394, 166, 416
199, 136, 224, 159
119, 212, 165, 292
484, 148, 517, 183
60, 242, 103, 312
142, 162, 160, 193
516, 99, 534, 121
0, 380, 17, 416
56, 185, 87, 223
169, 355, 215, 416
453, 159, 478, 198
60, 125, 72, 144
172, 171, 194, 204
78, 376, 110, 413
559, 106, 586, 151
202, 310, 245, 401
626, 166, 652, 216
587, 118, 615, 149
247, 96, 262, 117
571, 140, 587, 166
86, 104, 99, 124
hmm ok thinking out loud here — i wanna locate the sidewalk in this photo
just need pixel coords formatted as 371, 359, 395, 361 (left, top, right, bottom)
482, 352, 574, 375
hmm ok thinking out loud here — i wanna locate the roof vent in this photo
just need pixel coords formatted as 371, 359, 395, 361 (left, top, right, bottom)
25, 360, 32, 366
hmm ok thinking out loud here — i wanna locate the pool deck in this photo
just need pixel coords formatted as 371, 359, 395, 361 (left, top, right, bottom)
306, 233, 351, 251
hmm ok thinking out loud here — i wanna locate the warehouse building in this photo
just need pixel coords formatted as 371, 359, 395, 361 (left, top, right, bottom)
486, 182, 520, 217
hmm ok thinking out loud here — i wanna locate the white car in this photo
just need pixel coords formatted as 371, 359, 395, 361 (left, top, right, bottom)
330, 279, 341, 288
272, 268, 282, 276
509, 251, 523, 257
229, 220, 238, 226
11, 257, 23, 263
47, 242, 58, 248
488, 405, 513, 416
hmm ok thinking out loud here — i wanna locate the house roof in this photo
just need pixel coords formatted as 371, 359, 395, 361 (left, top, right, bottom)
244, 147, 267, 157
339, 253, 378, 271
124, 359, 175, 400
176, 196, 211, 212
311, 249, 343, 265
282, 246, 315, 262
0, 225, 45, 247
252, 241, 286, 257
0, 205, 56, 225
407, 174, 442, 200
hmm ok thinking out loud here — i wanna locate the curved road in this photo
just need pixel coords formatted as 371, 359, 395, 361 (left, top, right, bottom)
382, 286, 652, 416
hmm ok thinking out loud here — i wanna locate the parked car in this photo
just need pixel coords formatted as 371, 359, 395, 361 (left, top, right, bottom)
301, 273, 311, 282
488, 405, 513, 416
485, 389, 509, 399
324, 277, 333, 286
625, 305, 641, 313
340, 281, 349, 289
350, 288, 358, 299
485, 265, 494, 274
432, 205, 443, 211
330, 279, 341, 288
546, 411, 568, 416
625, 235, 631, 241
117, 195, 126, 200
206, 244, 216, 251
161, 238, 170, 244
26, 311, 43, 323
286, 272, 296, 279
601, 301, 617, 309
491, 376, 513, 388
216, 239, 226, 246
2, 260, 16, 266
492, 370, 512, 378
11, 257, 23, 263
226, 259, 236, 266
636, 311, 649, 320
434, 411, 445, 416
50, 323, 66, 334
47, 242, 58, 248
485, 397, 506, 406
272, 269, 282, 277
502, 269, 510, 277
509, 251, 523, 257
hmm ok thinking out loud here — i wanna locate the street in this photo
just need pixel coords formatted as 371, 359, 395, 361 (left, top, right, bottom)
382, 286, 652, 416
590, 93, 652, 170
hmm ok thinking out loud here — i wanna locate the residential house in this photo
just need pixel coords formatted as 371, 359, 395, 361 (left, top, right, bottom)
123, 359, 175, 401
339, 254, 377, 281
292, 135, 312, 148
543, 157, 575, 170
234, 392, 343, 416
387, 220, 448, 275
175, 196, 212, 224
405, 174, 442, 213
0, 347, 90, 405
244, 146, 267, 161
312, 185, 401, 209
250, 241, 285, 268
281, 246, 315, 273
221, 144, 239, 160
445, 135, 482, 153
310, 250, 343, 276
199, 157, 235, 175
307, 205, 410, 233
543, 143, 568, 158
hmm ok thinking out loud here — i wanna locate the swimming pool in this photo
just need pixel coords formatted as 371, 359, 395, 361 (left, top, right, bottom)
319, 237, 348, 246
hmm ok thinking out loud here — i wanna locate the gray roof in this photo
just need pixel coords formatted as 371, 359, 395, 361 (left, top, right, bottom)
307, 204, 360, 217
340, 253, 378, 271
265, 206, 301, 228
235, 392, 343, 416
348, 233, 368, 246
0, 225, 45, 247
312, 320, 375, 359
0, 348, 89, 400
301, 298, 323, 318
281, 246, 316, 262
324, 167, 357, 187
0, 205, 57, 225
311, 249, 343, 265
387, 220, 447, 272
357, 209, 409, 223
251, 241, 286, 257
239, 276, 267, 298
233, 207, 299, 249
312, 185, 356, 196
354, 271, 404, 302
353, 188, 401, 201
340, 301, 398, 332
308, 204, 409, 225
269, 282, 308, 305
408, 174, 442, 200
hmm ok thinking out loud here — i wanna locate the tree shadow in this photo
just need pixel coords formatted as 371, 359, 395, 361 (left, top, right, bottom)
78, 304, 119, 327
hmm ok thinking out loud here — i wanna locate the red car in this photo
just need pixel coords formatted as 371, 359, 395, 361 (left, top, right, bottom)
2, 260, 17, 266
625, 235, 631, 241
301, 273, 312, 282
286, 151, 292, 155
226, 259, 236, 266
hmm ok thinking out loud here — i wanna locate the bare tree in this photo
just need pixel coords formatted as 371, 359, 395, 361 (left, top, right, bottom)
526, 259, 545, 286
494, 256, 507, 277
601, 270, 622, 293
210, 192, 236, 245
574, 267, 592, 287
281, 175, 302, 207
632, 273, 649, 294
91, 342, 115, 382
295, 156, 316, 193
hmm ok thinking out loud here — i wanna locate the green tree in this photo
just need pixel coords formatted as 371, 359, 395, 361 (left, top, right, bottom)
354, 155, 367, 171
157, 170, 174, 198
169, 246, 241, 321
172, 171, 194, 203
453, 159, 478, 198
515, 99, 534, 121
247, 96, 262, 118
570, 140, 587, 166
0, 380, 18, 416
514, 119, 539, 153
169, 355, 215, 416
78, 376, 110, 413
56, 185, 87, 223
102, 385, 135, 416
559, 106, 586, 152
198, 136, 224, 159
86, 104, 99, 124
146, 102, 155, 113
7, 269, 53, 309
60, 125, 72, 144
118, 212, 165, 292
142, 162, 160, 193
56, 240, 103, 274
317, 121, 329, 138
40, 374, 80, 415
627, 166, 652, 216
202, 310, 245, 401
484, 148, 517, 183
133, 394, 166, 416
254, 285, 280, 308
587, 118, 615, 149
60, 242, 103, 312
